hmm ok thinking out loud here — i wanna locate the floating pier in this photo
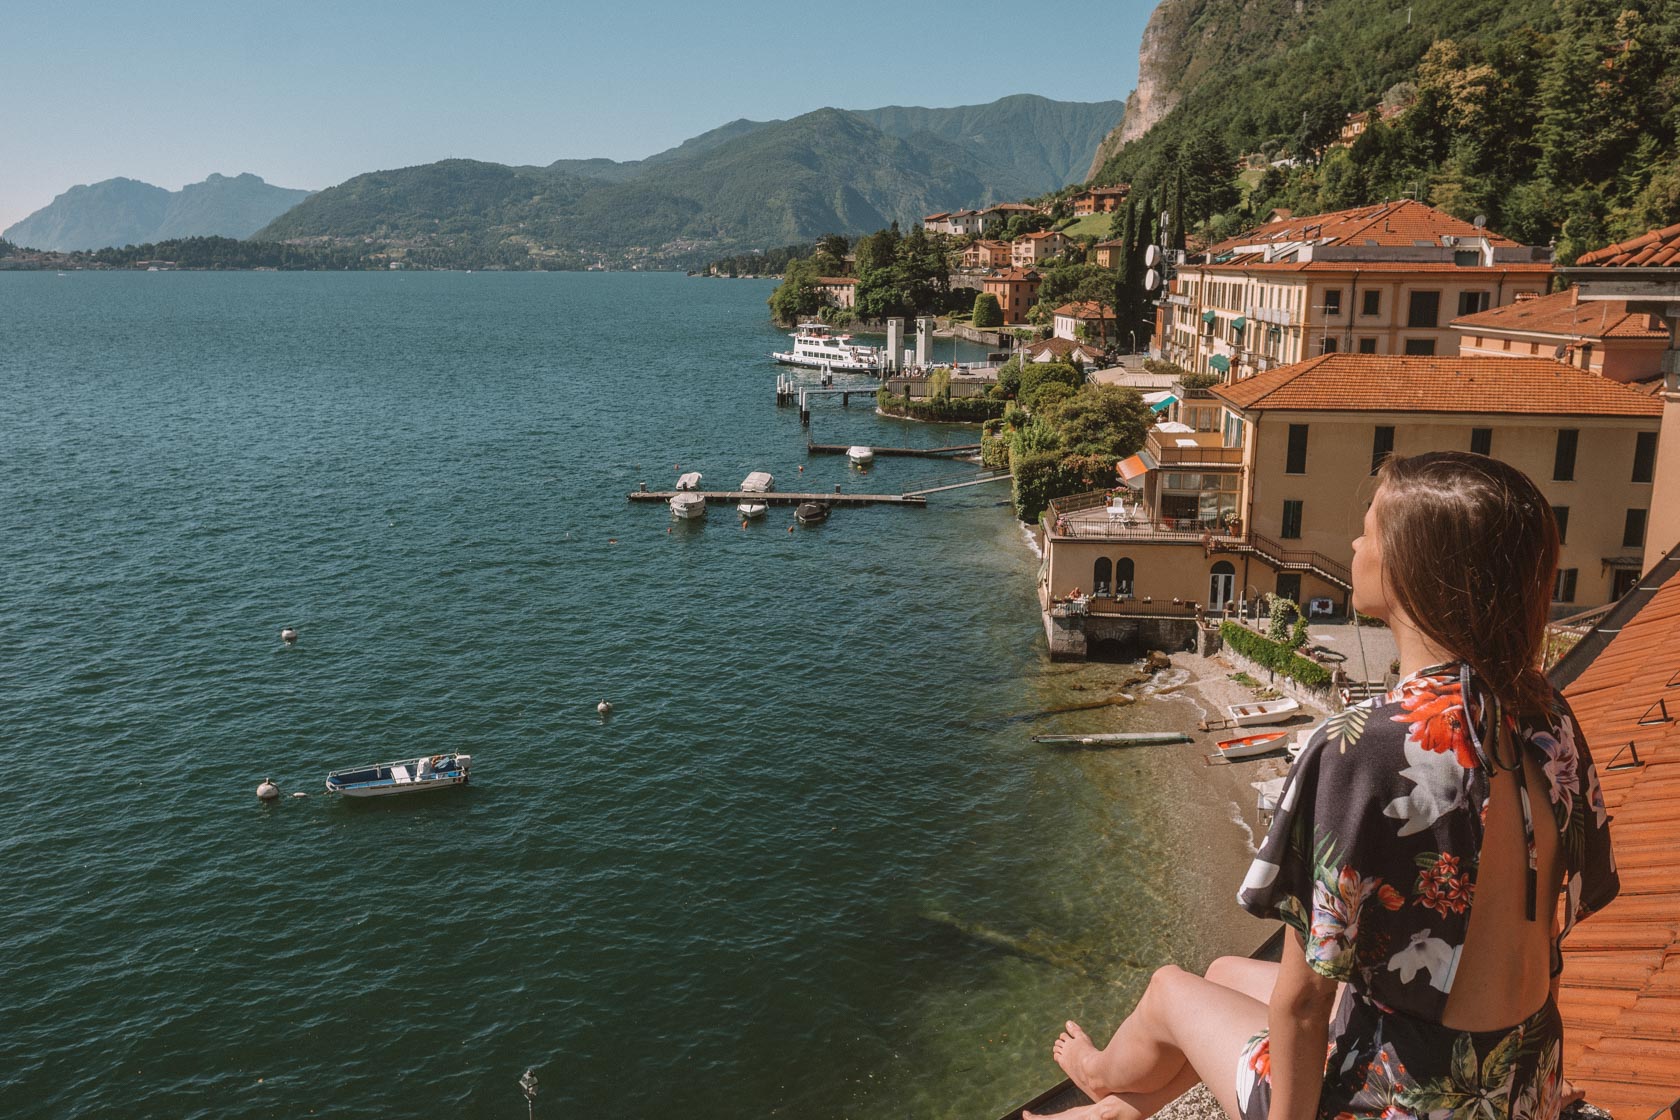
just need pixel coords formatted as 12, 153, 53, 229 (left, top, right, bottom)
807, 441, 980, 458
1029, 731, 1191, 747
629, 489, 926, 508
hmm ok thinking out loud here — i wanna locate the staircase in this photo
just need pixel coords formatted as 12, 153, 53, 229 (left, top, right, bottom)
1224, 532, 1353, 592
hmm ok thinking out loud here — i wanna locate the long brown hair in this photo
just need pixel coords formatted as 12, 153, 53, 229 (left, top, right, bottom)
1373, 451, 1559, 716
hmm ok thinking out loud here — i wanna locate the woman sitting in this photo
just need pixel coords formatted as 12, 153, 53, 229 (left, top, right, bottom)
1028, 451, 1618, 1120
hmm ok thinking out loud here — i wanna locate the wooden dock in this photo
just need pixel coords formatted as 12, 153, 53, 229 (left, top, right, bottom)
807, 441, 980, 458
629, 489, 927, 508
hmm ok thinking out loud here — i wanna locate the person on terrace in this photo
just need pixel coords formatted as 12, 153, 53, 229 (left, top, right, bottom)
1027, 451, 1618, 1120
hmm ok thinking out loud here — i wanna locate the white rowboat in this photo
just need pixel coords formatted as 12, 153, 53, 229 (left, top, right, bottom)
1226, 698, 1301, 726
1216, 731, 1290, 760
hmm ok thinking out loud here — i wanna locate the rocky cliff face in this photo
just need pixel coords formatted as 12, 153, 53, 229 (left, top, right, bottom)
1085, 2, 1185, 179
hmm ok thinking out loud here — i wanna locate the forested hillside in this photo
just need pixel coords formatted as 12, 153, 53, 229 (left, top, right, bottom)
1094, 0, 1680, 261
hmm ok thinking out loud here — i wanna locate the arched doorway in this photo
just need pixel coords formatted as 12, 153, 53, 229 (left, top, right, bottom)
1115, 557, 1135, 598
1209, 561, 1236, 611
1093, 557, 1112, 597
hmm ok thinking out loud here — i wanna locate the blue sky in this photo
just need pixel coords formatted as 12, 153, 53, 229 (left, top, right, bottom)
0, 1, 1154, 232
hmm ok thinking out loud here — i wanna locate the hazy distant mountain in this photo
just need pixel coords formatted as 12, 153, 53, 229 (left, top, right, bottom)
853, 94, 1126, 191
256, 96, 1122, 266
5, 173, 312, 250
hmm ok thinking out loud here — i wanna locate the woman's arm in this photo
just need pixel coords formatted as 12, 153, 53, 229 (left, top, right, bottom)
1267, 928, 1339, 1120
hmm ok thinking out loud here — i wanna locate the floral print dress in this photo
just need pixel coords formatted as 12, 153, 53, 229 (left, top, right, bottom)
1235, 664, 1619, 1119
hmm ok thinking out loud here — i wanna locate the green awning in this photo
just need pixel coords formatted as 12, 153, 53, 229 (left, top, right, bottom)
1209, 354, 1231, 373
1201, 309, 1217, 324
1231, 316, 1247, 331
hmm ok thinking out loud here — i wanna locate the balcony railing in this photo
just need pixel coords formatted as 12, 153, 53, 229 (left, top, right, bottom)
1146, 431, 1246, 468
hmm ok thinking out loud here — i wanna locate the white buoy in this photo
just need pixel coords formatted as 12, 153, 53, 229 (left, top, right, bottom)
280, 627, 298, 642
256, 778, 281, 801
597, 700, 613, 718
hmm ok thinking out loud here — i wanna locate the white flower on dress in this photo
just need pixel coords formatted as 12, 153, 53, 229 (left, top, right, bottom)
1386, 929, 1460, 992
1383, 739, 1470, 837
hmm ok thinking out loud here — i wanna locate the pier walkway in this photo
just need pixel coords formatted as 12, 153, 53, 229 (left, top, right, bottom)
629, 489, 926, 508
806, 441, 980, 458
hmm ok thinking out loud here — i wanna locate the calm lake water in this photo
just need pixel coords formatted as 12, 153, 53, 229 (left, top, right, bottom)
0, 271, 1255, 1120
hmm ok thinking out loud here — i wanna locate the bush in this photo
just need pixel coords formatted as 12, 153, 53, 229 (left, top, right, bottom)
1013, 449, 1086, 522
875, 388, 1005, 423
1219, 621, 1332, 690
972, 292, 1003, 328
1018, 361, 1085, 410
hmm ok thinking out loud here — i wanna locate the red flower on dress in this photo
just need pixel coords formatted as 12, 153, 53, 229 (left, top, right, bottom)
1391, 680, 1476, 768
1415, 852, 1475, 916
1375, 883, 1405, 911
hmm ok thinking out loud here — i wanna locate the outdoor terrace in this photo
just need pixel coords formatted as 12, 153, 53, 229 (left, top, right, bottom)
1144, 428, 1244, 469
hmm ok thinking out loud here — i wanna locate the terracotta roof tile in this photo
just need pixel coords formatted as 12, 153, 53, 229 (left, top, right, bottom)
1552, 548, 1680, 1117
1208, 199, 1521, 254
1451, 287, 1671, 340
1211, 354, 1665, 417
1576, 221, 1680, 268
1052, 301, 1116, 319
1196, 259, 1553, 275
988, 268, 1040, 283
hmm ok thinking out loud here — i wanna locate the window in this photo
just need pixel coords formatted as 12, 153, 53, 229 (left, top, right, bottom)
1276, 573, 1302, 603
1281, 500, 1304, 539
1552, 506, 1569, 545
1357, 337, 1378, 354
1361, 290, 1381, 316
1403, 338, 1437, 356
1634, 430, 1658, 483
1553, 568, 1578, 603
1323, 289, 1343, 315
1470, 428, 1492, 456
1115, 558, 1135, 597
1625, 508, 1648, 549
1554, 429, 1579, 481
1371, 426, 1395, 475
1454, 249, 1481, 267
1286, 424, 1308, 474
1321, 336, 1339, 354
1457, 290, 1491, 316
1407, 291, 1441, 328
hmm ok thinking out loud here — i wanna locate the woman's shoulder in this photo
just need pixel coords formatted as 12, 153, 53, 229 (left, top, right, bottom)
1298, 670, 1474, 770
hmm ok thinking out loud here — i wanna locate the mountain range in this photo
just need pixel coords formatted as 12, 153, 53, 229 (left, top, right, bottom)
4, 173, 312, 251
6, 95, 1122, 266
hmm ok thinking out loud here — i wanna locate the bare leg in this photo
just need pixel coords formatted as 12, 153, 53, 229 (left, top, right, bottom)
1046, 966, 1268, 1119
1023, 1064, 1201, 1120
1204, 956, 1279, 1003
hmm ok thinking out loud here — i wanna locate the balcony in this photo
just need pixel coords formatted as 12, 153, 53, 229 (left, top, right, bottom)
1146, 429, 1245, 468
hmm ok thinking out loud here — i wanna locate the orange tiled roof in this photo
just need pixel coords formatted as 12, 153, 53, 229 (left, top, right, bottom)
1052, 301, 1116, 319
1195, 258, 1553, 275
1030, 337, 1105, 361
1211, 354, 1665, 417
1551, 546, 1680, 1117
1451, 287, 1669, 340
924, 212, 950, 221
1019, 231, 1068, 242
987, 268, 1040, 283
1576, 220, 1680, 268
1208, 199, 1521, 254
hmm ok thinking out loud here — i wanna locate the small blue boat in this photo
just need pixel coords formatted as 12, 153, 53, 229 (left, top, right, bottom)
325, 753, 472, 798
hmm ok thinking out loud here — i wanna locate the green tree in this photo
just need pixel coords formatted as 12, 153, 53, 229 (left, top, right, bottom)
1018, 361, 1086, 410
972, 291, 1003, 328
1041, 385, 1154, 460
768, 257, 825, 323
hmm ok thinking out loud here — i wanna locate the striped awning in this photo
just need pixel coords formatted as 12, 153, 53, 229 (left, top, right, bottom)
1209, 354, 1231, 373
1116, 448, 1158, 482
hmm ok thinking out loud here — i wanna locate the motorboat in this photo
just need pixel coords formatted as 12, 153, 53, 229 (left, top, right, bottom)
737, 500, 768, 519
740, 471, 774, 493
674, 471, 703, 491
846, 445, 874, 468
772, 322, 884, 373
795, 501, 831, 525
670, 492, 707, 520
1215, 731, 1289, 760
326, 752, 472, 798
1227, 698, 1301, 726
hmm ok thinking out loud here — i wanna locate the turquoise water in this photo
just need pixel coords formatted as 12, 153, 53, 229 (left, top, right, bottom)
0, 272, 1255, 1119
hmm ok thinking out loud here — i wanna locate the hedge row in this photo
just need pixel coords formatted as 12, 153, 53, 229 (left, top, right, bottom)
874, 389, 1006, 423
1219, 621, 1334, 690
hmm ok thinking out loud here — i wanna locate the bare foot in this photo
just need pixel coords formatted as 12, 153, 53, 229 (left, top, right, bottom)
1052, 1020, 1108, 1100
1023, 1100, 1116, 1120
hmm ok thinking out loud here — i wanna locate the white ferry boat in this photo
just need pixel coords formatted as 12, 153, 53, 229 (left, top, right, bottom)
772, 323, 884, 373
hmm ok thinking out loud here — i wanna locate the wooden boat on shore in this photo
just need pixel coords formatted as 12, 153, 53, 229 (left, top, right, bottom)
1226, 698, 1301, 726
1031, 731, 1191, 747
326, 753, 472, 798
1215, 730, 1289, 760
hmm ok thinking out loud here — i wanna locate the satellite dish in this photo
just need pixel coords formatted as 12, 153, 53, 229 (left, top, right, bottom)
1145, 244, 1162, 267
1144, 268, 1161, 291
1473, 214, 1487, 229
